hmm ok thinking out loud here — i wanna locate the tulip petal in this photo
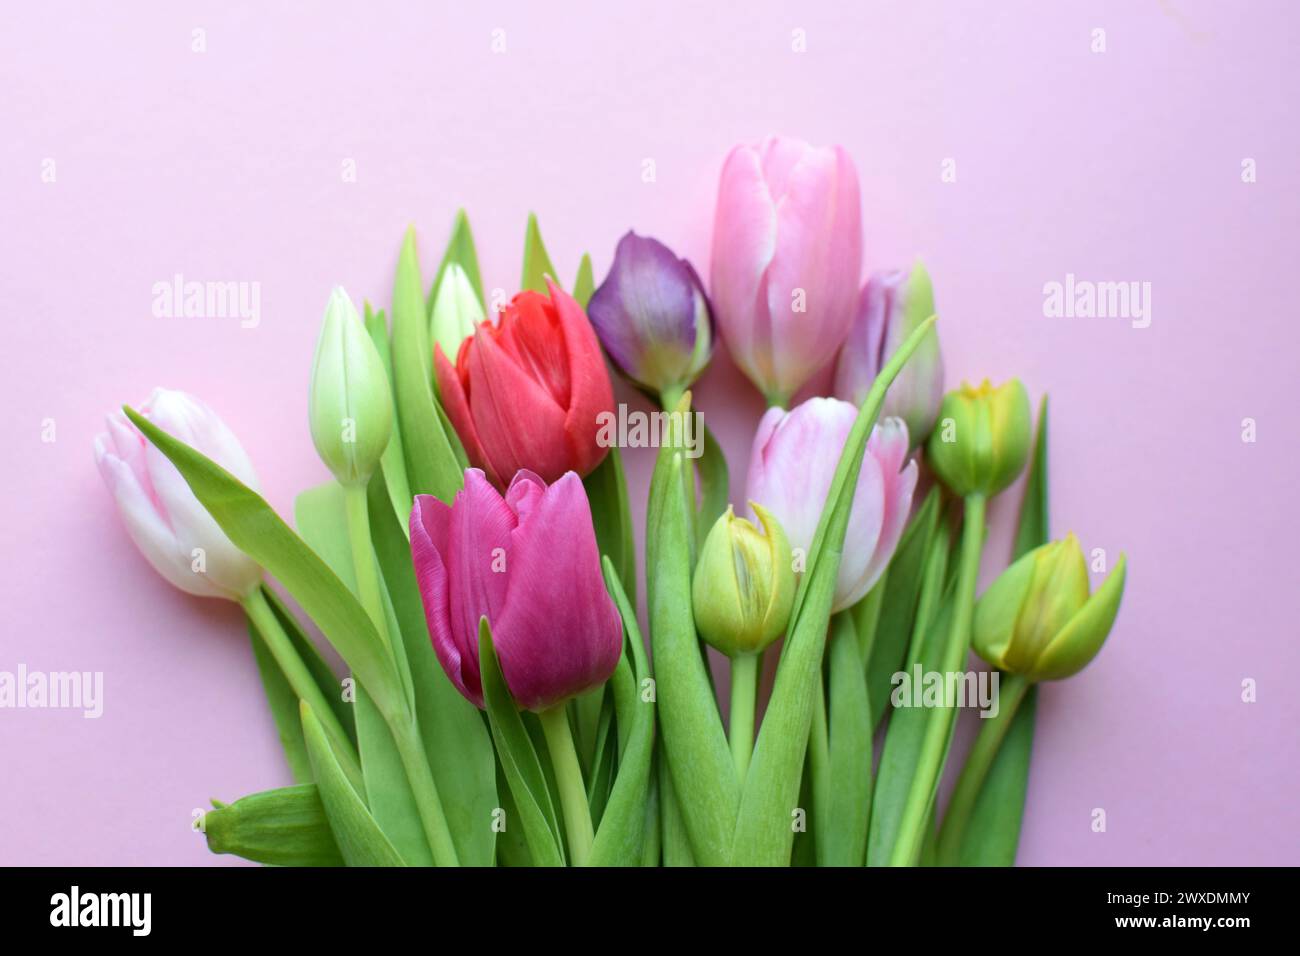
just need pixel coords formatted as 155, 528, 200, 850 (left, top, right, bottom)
711, 144, 779, 389
411, 492, 482, 705
548, 279, 615, 478
95, 439, 225, 599
855, 418, 918, 599
493, 473, 622, 711
435, 345, 503, 488
446, 470, 516, 681
466, 324, 571, 483
764, 145, 862, 398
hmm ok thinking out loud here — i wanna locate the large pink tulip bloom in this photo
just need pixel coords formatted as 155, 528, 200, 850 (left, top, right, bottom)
746, 398, 916, 612
410, 468, 623, 712
94, 388, 262, 600
710, 136, 863, 406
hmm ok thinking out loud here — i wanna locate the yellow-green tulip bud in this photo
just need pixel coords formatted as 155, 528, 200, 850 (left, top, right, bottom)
973, 533, 1127, 682
430, 262, 485, 362
692, 503, 796, 657
309, 286, 394, 486
926, 378, 1032, 498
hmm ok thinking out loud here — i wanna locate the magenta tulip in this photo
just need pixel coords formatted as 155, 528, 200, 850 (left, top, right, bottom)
710, 135, 863, 406
746, 397, 917, 612
409, 468, 623, 712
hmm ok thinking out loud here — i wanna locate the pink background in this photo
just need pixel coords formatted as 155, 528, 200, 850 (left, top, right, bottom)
2, 1, 1297, 866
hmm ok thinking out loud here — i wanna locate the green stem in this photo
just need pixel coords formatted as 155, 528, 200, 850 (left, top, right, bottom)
888, 493, 986, 867
392, 720, 461, 867
728, 653, 760, 781
539, 704, 595, 866
342, 481, 458, 867
935, 672, 1031, 865
809, 673, 831, 866
343, 483, 393, 659
241, 587, 356, 777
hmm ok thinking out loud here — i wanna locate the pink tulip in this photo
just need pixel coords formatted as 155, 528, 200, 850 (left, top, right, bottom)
410, 468, 623, 712
94, 388, 262, 600
710, 136, 863, 406
746, 398, 916, 612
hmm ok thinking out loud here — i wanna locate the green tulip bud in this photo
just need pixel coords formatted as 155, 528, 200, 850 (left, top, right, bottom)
972, 533, 1127, 682
926, 378, 1032, 497
309, 287, 394, 486
430, 262, 485, 362
692, 502, 796, 658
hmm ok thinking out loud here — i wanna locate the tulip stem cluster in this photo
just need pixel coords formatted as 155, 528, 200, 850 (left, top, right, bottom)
241, 587, 355, 769
888, 493, 987, 867
934, 671, 1032, 865
538, 704, 596, 866
728, 653, 760, 780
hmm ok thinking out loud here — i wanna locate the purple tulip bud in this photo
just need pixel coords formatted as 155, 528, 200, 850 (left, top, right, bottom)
587, 231, 713, 400
833, 261, 944, 445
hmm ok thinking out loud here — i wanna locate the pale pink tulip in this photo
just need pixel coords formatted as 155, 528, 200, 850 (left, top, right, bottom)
746, 398, 916, 612
94, 388, 262, 600
710, 136, 863, 405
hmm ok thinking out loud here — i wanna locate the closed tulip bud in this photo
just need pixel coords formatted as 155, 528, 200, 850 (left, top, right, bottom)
94, 389, 262, 600
429, 262, 485, 364
926, 379, 1031, 498
587, 231, 713, 402
746, 398, 917, 613
410, 468, 623, 712
436, 279, 615, 487
711, 136, 863, 406
973, 535, 1127, 682
308, 287, 394, 486
833, 261, 944, 445
692, 503, 795, 657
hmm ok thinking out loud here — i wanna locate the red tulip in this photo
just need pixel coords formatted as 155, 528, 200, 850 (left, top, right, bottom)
409, 468, 623, 712
435, 279, 615, 487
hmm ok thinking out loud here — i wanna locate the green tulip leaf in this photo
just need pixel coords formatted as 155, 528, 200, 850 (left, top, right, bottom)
584, 444, 637, 607
824, 613, 872, 866
573, 253, 595, 308
391, 227, 466, 505
866, 486, 941, 728
589, 557, 657, 866
695, 422, 730, 550
301, 702, 406, 866
521, 212, 558, 294
477, 619, 566, 866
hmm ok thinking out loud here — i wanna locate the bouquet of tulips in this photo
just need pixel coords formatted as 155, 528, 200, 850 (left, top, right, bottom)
96, 136, 1126, 867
